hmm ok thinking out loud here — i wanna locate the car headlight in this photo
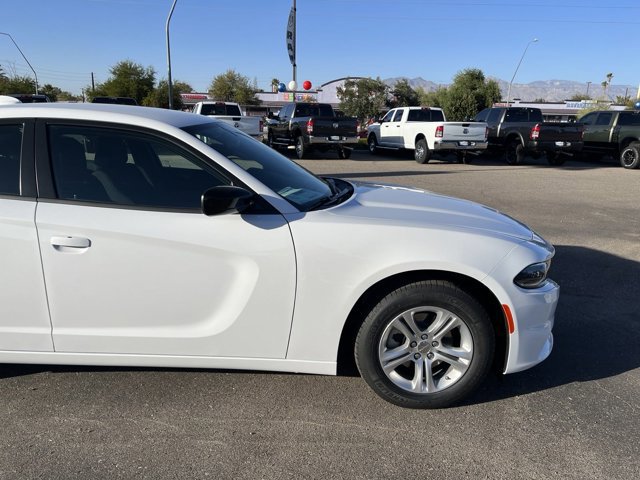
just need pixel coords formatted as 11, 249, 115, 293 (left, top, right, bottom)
514, 260, 550, 289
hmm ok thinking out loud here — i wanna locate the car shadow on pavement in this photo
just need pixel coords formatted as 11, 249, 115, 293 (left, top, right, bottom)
465, 244, 640, 406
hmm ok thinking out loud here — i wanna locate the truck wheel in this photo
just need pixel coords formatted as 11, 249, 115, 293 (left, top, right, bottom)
368, 134, 379, 154
505, 139, 524, 165
338, 147, 352, 159
415, 138, 431, 164
267, 132, 276, 149
547, 151, 566, 166
620, 142, 640, 169
355, 280, 495, 409
295, 136, 306, 159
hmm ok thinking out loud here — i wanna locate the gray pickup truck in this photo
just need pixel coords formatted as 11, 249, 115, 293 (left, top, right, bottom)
579, 109, 640, 169
475, 107, 584, 165
267, 102, 358, 159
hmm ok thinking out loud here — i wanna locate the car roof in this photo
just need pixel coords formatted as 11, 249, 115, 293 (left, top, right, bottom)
0, 103, 212, 129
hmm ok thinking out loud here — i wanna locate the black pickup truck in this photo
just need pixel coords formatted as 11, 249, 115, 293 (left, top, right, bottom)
266, 102, 358, 159
475, 107, 584, 165
579, 109, 640, 169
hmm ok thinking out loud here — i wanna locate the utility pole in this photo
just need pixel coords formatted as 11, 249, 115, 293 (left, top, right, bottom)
166, 0, 178, 110
586, 81, 591, 97
292, 0, 296, 85
91, 72, 95, 92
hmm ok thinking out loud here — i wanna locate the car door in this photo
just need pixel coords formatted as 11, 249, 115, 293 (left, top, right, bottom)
589, 112, 615, 152
34, 121, 296, 358
0, 120, 53, 351
379, 109, 397, 147
274, 103, 293, 142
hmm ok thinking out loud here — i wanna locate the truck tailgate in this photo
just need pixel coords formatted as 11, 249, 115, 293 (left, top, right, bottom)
538, 123, 584, 143
310, 117, 358, 138
209, 115, 262, 137
442, 122, 487, 141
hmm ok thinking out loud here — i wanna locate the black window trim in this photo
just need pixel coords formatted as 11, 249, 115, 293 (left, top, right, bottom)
34, 118, 277, 214
0, 119, 36, 198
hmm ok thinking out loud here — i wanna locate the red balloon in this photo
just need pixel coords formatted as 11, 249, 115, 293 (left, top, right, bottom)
303, 80, 312, 90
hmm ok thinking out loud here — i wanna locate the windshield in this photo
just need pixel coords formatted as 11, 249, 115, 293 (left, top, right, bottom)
183, 121, 333, 210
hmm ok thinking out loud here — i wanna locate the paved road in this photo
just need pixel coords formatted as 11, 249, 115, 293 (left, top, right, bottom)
1, 150, 638, 480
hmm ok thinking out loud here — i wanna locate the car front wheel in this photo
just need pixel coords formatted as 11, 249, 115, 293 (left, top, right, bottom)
355, 280, 495, 409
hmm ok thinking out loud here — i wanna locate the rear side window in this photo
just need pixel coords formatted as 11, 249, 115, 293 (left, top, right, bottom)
0, 124, 22, 195
505, 109, 529, 122
596, 113, 613, 126
617, 112, 640, 126
199, 103, 242, 116
475, 109, 490, 122
487, 109, 503, 124
528, 109, 544, 123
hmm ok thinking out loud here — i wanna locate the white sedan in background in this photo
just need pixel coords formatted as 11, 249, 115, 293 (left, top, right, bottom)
0, 104, 558, 408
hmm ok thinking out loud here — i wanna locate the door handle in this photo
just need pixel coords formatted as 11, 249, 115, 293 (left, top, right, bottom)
51, 236, 91, 249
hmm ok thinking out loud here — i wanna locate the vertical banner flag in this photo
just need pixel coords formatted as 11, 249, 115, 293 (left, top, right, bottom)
286, 7, 295, 65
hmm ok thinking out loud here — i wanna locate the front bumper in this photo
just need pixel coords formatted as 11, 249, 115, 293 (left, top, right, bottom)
503, 279, 559, 374
433, 140, 488, 151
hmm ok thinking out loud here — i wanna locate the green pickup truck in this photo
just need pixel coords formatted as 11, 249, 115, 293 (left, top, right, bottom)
580, 110, 640, 169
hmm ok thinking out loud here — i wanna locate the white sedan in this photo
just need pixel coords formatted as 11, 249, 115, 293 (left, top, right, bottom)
0, 103, 558, 408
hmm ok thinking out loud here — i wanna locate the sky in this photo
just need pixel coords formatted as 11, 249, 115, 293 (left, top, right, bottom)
1, 0, 639, 95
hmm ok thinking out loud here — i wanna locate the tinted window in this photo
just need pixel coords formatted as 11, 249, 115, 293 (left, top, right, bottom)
381, 111, 394, 122
392, 109, 404, 122
528, 109, 544, 122
0, 124, 22, 195
596, 113, 613, 126
430, 109, 445, 122
407, 109, 431, 122
580, 113, 597, 125
281, 104, 293, 119
48, 125, 228, 208
475, 108, 490, 122
504, 109, 529, 122
294, 104, 334, 117
199, 103, 242, 116
617, 112, 640, 126
487, 109, 503, 124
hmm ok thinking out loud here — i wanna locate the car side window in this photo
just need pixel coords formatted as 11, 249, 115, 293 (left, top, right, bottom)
580, 113, 597, 125
48, 125, 229, 209
381, 111, 394, 122
0, 124, 23, 196
618, 112, 640, 126
475, 108, 490, 122
487, 109, 502, 124
595, 113, 613, 126
392, 109, 404, 122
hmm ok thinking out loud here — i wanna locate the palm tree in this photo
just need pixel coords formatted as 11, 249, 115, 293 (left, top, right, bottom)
271, 78, 280, 93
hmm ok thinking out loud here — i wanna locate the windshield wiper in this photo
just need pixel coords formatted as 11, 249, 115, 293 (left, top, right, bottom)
307, 178, 353, 211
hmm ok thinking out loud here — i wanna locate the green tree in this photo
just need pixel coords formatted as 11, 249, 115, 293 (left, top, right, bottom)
336, 77, 388, 123
390, 79, 419, 107
208, 69, 258, 105
143, 80, 193, 109
0, 75, 36, 95
441, 68, 501, 120
416, 86, 447, 108
569, 93, 592, 101
91, 60, 156, 104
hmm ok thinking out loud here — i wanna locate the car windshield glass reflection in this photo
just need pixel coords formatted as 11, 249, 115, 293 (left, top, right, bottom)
183, 122, 332, 211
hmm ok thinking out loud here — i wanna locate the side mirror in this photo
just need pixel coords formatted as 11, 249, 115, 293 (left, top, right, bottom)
201, 186, 255, 216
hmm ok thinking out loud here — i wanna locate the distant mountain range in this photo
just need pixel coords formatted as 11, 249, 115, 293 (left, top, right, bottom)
383, 77, 638, 103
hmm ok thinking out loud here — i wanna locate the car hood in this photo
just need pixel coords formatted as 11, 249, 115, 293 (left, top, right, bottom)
332, 181, 534, 241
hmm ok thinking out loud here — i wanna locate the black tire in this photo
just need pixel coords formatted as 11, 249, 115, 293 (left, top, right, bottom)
338, 147, 352, 159
267, 132, 275, 149
355, 280, 495, 409
505, 139, 524, 165
547, 151, 566, 166
368, 134, 379, 154
457, 152, 470, 164
295, 135, 306, 159
414, 138, 431, 164
620, 142, 640, 169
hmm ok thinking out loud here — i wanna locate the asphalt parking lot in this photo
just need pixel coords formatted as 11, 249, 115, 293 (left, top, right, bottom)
1, 149, 638, 480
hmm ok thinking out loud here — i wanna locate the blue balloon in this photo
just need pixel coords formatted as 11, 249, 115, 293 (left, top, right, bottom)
278, 82, 286, 92
634, 100, 640, 110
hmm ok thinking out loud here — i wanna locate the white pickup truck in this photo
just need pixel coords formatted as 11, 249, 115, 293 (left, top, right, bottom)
192, 101, 263, 141
367, 107, 488, 163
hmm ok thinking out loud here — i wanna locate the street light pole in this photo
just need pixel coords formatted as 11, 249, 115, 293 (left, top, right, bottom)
0, 32, 38, 94
586, 81, 592, 97
166, 0, 178, 109
506, 38, 538, 106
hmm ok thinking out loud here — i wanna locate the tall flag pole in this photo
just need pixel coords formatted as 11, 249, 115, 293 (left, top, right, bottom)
286, 0, 297, 85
